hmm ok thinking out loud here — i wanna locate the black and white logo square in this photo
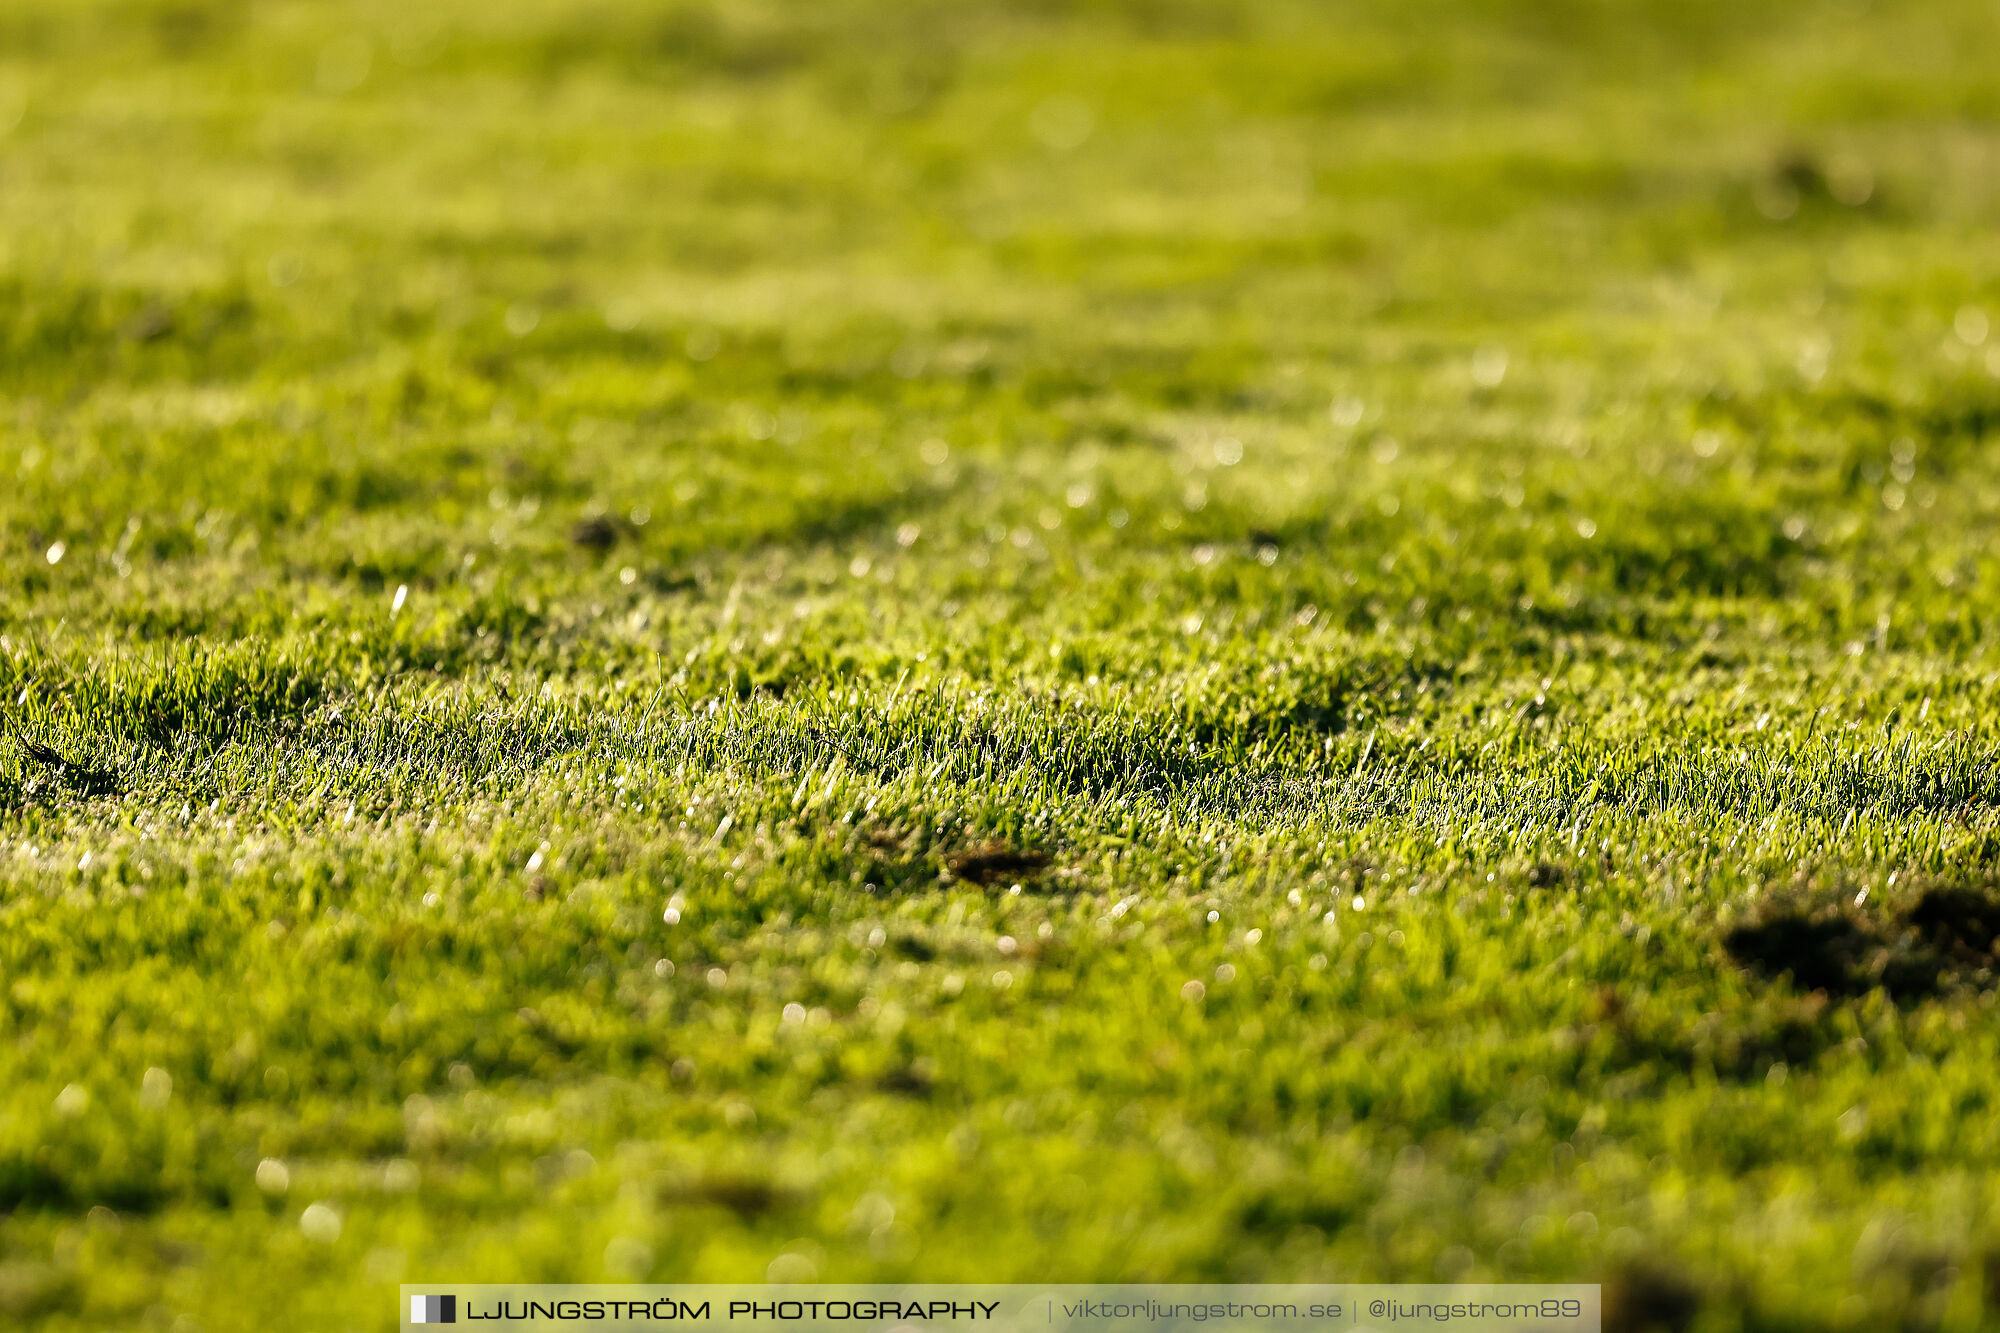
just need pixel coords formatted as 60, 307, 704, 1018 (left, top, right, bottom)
411, 1295, 457, 1324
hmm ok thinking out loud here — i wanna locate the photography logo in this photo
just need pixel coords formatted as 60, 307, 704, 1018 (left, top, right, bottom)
410, 1294, 457, 1324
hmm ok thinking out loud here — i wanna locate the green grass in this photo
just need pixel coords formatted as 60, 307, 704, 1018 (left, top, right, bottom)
5, 0, 2000, 1328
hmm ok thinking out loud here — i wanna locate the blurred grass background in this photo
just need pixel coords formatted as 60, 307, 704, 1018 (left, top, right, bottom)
5, 1, 2000, 1330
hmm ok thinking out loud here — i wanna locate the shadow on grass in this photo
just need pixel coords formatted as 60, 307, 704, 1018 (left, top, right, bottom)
1724, 880, 2000, 1000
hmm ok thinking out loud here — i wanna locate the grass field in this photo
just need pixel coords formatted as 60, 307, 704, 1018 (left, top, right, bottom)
5, 0, 2000, 1328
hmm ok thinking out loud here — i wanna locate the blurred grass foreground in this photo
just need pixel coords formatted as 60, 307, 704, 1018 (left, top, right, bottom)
6, 0, 2000, 1329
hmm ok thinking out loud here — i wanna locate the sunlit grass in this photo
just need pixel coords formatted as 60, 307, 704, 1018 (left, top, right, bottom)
5, 1, 2000, 1329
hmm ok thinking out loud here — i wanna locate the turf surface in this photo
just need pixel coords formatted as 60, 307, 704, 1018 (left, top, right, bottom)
5, 1, 2000, 1329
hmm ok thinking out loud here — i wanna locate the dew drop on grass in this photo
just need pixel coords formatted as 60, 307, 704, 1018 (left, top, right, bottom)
1029, 96, 1095, 153
45, 541, 65, 565
300, 1202, 342, 1243
140, 1067, 172, 1108
851, 1192, 896, 1232
257, 1159, 291, 1195
1471, 346, 1509, 388
766, 1250, 819, 1283
53, 1084, 88, 1116
504, 304, 540, 337
1181, 979, 1206, 1002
